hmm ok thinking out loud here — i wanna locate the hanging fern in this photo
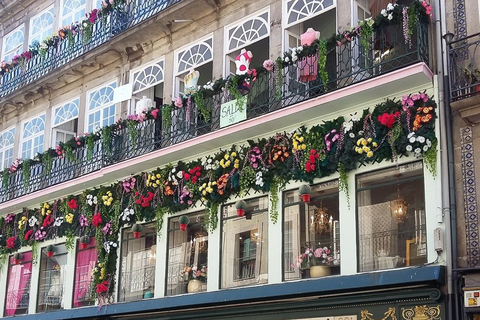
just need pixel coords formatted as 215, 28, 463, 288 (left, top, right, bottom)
318, 39, 329, 91
162, 104, 173, 138
127, 120, 138, 147
102, 126, 113, 156
338, 163, 350, 208
23, 161, 31, 188
269, 177, 280, 223
86, 134, 95, 161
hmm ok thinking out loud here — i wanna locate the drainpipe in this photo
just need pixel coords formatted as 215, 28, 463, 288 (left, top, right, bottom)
434, 0, 459, 317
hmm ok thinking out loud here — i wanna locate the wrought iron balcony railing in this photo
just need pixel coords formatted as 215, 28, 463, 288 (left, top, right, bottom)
0, 0, 181, 98
0, 21, 430, 204
446, 32, 480, 101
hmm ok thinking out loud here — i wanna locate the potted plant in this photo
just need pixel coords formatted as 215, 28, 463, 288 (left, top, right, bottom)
132, 223, 143, 238
181, 264, 207, 293
235, 200, 247, 217
463, 67, 480, 93
46, 245, 56, 258
296, 245, 339, 278
79, 235, 90, 249
13, 252, 23, 265
299, 184, 312, 203
179, 215, 190, 231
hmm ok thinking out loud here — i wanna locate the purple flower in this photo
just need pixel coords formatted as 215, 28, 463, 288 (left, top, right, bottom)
5, 213, 14, 223
34, 228, 46, 241
80, 214, 89, 227
102, 221, 112, 235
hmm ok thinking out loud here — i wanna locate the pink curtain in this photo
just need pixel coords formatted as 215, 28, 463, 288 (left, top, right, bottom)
5, 252, 33, 316
74, 238, 97, 307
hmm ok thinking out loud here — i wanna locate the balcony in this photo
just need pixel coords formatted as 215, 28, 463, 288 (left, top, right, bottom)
0, 20, 431, 206
447, 32, 480, 123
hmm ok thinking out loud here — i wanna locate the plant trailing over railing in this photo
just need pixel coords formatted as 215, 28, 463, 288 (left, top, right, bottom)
318, 39, 328, 90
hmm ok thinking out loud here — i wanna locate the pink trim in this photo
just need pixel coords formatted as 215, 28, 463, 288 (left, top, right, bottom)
0, 63, 432, 212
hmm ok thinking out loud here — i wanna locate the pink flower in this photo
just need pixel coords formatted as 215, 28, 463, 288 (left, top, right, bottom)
151, 108, 159, 119
263, 59, 274, 71
174, 97, 183, 108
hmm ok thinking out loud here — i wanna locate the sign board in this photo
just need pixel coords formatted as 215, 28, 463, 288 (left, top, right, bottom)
294, 316, 357, 320
465, 290, 480, 307
112, 83, 133, 104
220, 97, 247, 128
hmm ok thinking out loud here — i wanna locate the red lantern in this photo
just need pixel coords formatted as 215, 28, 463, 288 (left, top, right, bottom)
301, 194, 311, 203
180, 223, 188, 231
237, 209, 245, 217
133, 231, 141, 238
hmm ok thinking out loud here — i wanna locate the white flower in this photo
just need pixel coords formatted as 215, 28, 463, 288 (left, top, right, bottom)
414, 148, 422, 154
343, 121, 353, 132
417, 136, 425, 143
349, 132, 355, 138
388, 13, 393, 20
29, 216, 38, 227
409, 137, 416, 143
387, 3, 395, 10
54, 217, 64, 227
297, 46, 303, 52
423, 145, 429, 152
381, 9, 387, 16
407, 132, 415, 138
103, 241, 118, 253
426, 139, 432, 147
255, 171, 264, 187
86, 194, 98, 206
406, 145, 413, 152
120, 208, 134, 222
176, 171, 183, 179
285, 57, 290, 63
292, 54, 298, 62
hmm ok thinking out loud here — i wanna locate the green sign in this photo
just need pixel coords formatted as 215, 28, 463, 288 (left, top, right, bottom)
220, 97, 247, 128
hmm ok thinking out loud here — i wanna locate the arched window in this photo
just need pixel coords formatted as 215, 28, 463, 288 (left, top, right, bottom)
61, 0, 86, 27
53, 98, 79, 145
30, 7, 54, 44
132, 60, 164, 94
0, 128, 15, 170
21, 115, 45, 160
176, 38, 213, 75
2, 26, 24, 62
87, 82, 117, 132
226, 11, 269, 53
285, 0, 335, 27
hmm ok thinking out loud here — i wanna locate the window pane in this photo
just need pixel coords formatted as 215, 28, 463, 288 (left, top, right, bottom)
5, 252, 33, 316
118, 223, 156, 302
284, 181, 340, 281
221, 196, 269, 289
2, 26, 24, 62
30, 7, 54, 44
37, 244, 68, 312
61, 0, 86, 26
357, 162, 427, 272
166, 212, 208, 296
73, 237, 96, 307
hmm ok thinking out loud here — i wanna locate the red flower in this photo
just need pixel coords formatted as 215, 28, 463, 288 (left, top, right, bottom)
96, 280, 109, 294
151, 109, 159, 119
6, 237, 16, 249
25, 230, 33, 241
378, 111, 400, 129
68, 199, 78, 210
43, 215, 53, 227
92, 212, 103, 227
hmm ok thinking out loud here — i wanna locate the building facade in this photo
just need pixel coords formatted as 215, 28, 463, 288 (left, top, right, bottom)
0, 0, 450, 319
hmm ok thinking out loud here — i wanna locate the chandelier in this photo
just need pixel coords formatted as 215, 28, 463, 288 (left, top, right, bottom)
390, 182, 408, 222
310, 207, 332, 234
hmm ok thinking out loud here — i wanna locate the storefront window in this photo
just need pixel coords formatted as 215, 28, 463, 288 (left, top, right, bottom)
357, 162, 427, 272
118, 223, 156, 301
284, 181, 340, 280
166, 212, 208, 295
221, 196, 269, 288
73, 237, 96, 307
5, 252, 32, 316
37, 244, 67, 312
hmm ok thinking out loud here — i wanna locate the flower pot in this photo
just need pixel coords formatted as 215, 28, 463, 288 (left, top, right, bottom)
13, 259, 21, 265
47, 251, 54, 258
237, 209, 245, 217
180, 223, 188, 231
133, 231, 141, 239
79, 242, 88, 250
310, 265, 331, 278
187, 279, 204, 293
301, 194, 311, 203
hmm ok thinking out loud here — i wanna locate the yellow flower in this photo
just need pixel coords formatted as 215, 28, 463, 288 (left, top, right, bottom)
298, 137, 304, 143
356, 139, 362, 146
156, 174, 161, 179
358, 148, 364, 154
231, 152, 237, 157
361, 139, 368, 146
372, 142, 378, 147
302, 144, 306, 150
224, 154, 229, 160
66, 213, 74, 224
363, 146, 370, 152
367, 138, 372, 143
367, 151, 374, 158
225, 160, 231, 167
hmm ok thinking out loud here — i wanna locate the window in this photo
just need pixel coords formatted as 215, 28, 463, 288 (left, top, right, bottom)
166, 212, 208, 295
2, 25, 24, 62
60, 0, 86, 26
37, 244, 67, 312
73, 237, 96, 307
284, 0, 335, 28
86, 81, 117, 132
52, 98, 79, 146
118, 223, 156, 302
29, 6, 54, 45
283, 181, 340, 280
0, 128, 15, 171
357, 162, 427, 272
5, 252, 33, 316
130, 59, 165, 114
221, 196, 269, 288
21, 114, 45, 160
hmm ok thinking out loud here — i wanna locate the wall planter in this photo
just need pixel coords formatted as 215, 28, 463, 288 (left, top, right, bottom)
13, 252, 23, 265
179, 215, 190, 231
132, 223, 143, 238
299, 184, 312, 203
235, 200, 247, 217
79, 236, 90, 249
310, 265, 331, 278
46, 245, 56, 258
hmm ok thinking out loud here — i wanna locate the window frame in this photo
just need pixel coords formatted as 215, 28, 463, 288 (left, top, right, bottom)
20, 113, 46, 160
2, 24, 25, 62
85, 80, 117, 133
59, 0, 86, 27
0, 127, 15, 171
29, 5, 55, 45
